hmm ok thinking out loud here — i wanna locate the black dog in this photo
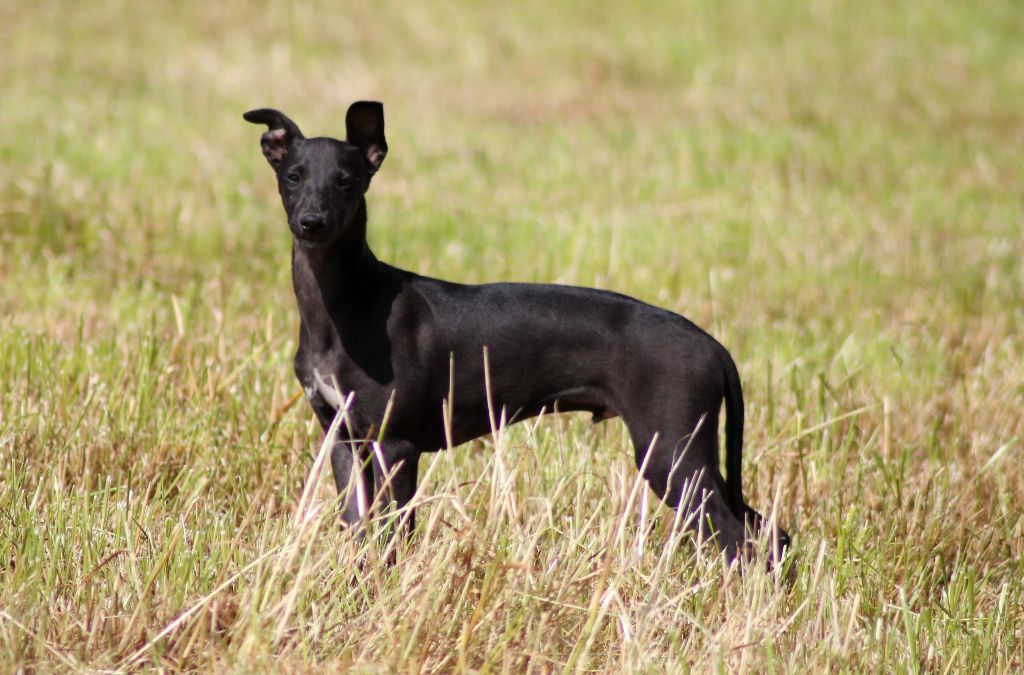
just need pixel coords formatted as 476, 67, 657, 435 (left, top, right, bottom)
244, 102, 789, 564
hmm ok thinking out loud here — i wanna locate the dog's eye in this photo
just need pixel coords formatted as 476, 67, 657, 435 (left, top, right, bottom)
335, 176, 357, 192
286, 172, 300, 185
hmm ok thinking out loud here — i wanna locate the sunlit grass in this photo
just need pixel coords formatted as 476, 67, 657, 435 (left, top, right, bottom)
1, 0, 1022, 670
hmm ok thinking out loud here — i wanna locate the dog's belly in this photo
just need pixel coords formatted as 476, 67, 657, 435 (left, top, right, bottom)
437, 373, 619, 447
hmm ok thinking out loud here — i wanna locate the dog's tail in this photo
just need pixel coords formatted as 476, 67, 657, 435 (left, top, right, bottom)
720, 347, 745, 515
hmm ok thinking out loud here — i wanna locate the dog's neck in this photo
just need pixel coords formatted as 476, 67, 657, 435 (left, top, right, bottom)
290, 198, 378, 335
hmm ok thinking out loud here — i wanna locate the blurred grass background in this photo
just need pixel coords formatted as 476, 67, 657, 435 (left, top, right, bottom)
1, 0, 1022, 671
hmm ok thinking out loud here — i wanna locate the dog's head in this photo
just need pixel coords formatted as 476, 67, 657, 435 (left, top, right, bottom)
243, 102, 387, 246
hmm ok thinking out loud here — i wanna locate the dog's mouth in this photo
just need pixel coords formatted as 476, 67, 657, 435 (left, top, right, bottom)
291, 229, 330, 244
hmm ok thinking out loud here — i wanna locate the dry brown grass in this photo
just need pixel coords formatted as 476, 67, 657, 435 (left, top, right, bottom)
1, 0, 1022, 671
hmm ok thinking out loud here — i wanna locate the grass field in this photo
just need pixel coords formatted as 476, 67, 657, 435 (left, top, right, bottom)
2, 0, 1023, 671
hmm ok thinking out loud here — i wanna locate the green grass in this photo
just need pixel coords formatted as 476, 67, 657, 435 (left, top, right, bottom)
2, 0, 1023, 670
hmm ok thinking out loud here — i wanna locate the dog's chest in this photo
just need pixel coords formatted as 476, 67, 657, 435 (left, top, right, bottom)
291, 339, 328, 404
295, 350, 345, 409
294, 345, 392, 432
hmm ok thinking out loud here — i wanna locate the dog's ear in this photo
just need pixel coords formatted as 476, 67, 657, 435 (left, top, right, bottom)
345, 101, 387, 176
243, 108, 305, 168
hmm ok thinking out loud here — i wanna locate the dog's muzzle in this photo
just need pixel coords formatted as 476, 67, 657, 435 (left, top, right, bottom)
297, 213, 328, 236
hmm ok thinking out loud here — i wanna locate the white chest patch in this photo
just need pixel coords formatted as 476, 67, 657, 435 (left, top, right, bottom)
312, 369, 344, 411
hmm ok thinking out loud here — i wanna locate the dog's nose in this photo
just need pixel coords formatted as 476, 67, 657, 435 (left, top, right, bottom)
299, 214, 327, 232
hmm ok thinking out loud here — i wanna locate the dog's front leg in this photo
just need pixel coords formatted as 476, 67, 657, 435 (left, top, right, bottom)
329, 436, 375, 534
371, 441, 421, 536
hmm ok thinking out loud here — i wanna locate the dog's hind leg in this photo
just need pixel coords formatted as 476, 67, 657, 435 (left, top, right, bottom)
624, 412, 749, 562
